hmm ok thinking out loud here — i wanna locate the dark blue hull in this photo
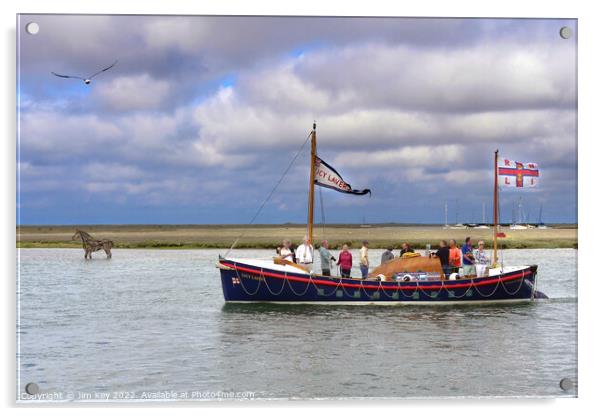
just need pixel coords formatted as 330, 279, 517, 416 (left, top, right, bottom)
218, 259, 545, 304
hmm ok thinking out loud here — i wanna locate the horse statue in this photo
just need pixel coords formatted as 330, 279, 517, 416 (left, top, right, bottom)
72, 229, 113, 259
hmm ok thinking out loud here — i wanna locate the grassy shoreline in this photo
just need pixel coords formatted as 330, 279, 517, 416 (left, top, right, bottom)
16, 224, 578, 250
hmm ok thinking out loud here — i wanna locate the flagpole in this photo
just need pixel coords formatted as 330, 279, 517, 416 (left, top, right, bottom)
307, 122, 317, 245
493, 149, 499, 267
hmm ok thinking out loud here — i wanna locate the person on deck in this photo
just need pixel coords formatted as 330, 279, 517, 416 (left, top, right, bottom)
448, 239, 462, 274
473, 240, 490, 278
400, 242, 414, 257
318, 240, 336, 276
337, 244, 353, 278
461, 237, 476, 277
381, 247, 395, 265
432, 240, 451, 277
295, 236, 314, 272
279, 240, 294, 263
360, 240, 370, 279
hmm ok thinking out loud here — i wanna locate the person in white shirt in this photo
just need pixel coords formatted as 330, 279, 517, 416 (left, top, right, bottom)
295, 236, 314, 272
279, 240, 294, 262
473, 240, 490, 278
359, 240, 369, 279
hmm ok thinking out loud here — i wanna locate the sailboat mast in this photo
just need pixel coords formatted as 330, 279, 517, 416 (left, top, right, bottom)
482, 201, 485, 223
445, 200, 448, 227
455, 198, 459, 225
493, 150, 499, 267
307, 122, 317, 245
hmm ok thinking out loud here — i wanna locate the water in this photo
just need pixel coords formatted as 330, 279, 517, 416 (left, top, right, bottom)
17, 248, 577, 401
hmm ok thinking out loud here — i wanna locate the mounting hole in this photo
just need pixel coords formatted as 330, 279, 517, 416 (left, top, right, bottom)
25, 22, 40, 35
559, 377, 574, 391
559, 26, 572, 39
25, 382, 39, 395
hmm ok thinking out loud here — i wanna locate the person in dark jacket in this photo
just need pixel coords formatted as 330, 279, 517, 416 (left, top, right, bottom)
431, 239, 451, 277
400, 242, 414, 257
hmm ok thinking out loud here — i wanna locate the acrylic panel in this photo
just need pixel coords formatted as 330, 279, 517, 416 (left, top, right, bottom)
16, 15, 577, 402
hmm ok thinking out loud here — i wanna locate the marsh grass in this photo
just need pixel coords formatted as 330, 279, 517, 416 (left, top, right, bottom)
16, 224, 577, 249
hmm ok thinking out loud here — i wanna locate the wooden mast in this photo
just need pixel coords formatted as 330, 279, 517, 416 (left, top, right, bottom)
307, 122, 317, 245
493, 150, 499, 267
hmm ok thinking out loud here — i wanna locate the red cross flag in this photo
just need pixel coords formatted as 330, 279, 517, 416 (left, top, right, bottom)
498, 158, 539, 188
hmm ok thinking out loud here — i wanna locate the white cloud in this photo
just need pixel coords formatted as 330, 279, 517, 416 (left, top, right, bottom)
333, 145, 464, 169
82, 162, 145, 181
190, 39, 575, 146
20, 111, 121, 157
143, 18, 212, 54
94, 74, 172, 111
238, 60, 331, 113
297, 42, 575, 112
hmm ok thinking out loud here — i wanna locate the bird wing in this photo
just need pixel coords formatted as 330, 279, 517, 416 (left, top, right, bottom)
88, 60, 118, 79
51, 72, 85, 80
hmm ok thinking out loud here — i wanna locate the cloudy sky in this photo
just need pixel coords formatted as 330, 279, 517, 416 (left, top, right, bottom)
17, 15, 577, 225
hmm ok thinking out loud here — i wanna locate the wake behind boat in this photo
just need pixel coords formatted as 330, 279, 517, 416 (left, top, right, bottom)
217, 124, 547, 304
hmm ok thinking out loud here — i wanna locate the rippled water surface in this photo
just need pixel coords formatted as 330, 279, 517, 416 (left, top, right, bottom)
17, 248, 577, 400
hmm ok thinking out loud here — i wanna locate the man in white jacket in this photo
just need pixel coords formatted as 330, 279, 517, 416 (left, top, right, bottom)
295, 236, 314, 272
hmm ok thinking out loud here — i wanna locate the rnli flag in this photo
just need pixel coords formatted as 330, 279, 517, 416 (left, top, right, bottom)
314, 157, 371, 196
498, 158, 539, 188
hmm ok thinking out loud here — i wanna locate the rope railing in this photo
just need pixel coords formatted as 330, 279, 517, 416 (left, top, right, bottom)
318, 185, 326, 239
227, 259, 531, 301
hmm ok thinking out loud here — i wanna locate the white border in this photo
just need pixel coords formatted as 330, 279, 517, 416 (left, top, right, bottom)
3, 1, 600, 415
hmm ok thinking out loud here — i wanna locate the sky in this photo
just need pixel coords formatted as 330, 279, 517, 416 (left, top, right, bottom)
17, 15, 577, 225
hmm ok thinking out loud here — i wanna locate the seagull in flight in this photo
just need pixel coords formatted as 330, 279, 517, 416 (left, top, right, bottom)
51, 60, 118, 85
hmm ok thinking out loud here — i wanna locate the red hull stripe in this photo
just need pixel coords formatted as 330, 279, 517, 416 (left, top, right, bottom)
221, 262, 531, 291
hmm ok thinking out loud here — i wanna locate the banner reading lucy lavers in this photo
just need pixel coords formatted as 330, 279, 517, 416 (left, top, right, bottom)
314, 157, 371, 196
498, 158, 540, 188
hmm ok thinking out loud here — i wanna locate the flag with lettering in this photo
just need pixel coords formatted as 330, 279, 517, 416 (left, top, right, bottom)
498, 158, 540, 188
314, 157, 371, 196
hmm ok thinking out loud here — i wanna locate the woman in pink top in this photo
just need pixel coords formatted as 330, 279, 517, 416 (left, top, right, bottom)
337, 244, 353, 278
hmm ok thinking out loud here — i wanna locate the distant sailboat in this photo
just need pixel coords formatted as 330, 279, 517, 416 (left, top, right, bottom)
510, 197, 528, 230
537, 203, 548, 229
450, 198, 467, 229
510, 224, 528, 230
450, 224, 468, 229
359, 215, 372, 228
475, 201, 490, 229
443, 200, 450, 229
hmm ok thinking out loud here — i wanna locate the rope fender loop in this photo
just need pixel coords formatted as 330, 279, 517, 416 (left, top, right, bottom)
261, 267, 287, 296
234, 261, 262, 296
